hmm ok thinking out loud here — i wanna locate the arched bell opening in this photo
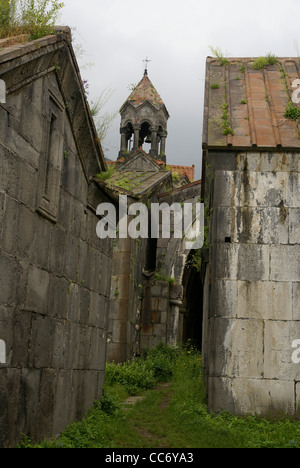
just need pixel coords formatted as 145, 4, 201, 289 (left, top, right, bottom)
139, 121, 152, 153
120, 122, 134, 154
125, 122, 134, 151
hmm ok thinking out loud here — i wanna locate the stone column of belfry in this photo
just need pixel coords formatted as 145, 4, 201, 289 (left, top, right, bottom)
120, 128, 128, 153
150, 125, 158, 157
133, 124, 140, 150
160, 131, 167, 157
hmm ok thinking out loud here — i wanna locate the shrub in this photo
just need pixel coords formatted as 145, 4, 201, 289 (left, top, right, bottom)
143, 343, 179, 382
0, 0, 11, 31
105, 360, 156, 395
105, 344, 180, 394
0, 0, 64, 40
93, 393, 120, 416
0, 0, 18, 37
19, 0, 64, 39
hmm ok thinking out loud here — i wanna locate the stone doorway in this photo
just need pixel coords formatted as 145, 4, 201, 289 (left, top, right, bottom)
181, 250, 204, 350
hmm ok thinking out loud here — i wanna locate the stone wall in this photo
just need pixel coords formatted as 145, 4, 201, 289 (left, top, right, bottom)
0, 66, 112, 446
107, 233, 144, 363
137, 182, 202, 354
204, 151, 300, 418
105, 180, 202, 363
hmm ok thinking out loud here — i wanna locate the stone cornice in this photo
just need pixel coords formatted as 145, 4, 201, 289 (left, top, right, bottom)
0, 29, 107, 180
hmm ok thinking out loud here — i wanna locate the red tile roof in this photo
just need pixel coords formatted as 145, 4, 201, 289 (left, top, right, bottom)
127, 73, 164, 107
168, 164, 195, 181
121, 72, 169, 115
106, 159, 195, 181
203, 57, 300, 150
158, 179, 202, 198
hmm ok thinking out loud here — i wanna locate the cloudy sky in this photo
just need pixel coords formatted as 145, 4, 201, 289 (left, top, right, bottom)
60, 0, 300, 179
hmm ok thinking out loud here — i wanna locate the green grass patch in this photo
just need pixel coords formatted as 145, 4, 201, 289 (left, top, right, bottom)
96, 166, 115, 181
284, 101, 300, 121
209, 45, 228, 66
18, 344, 300, 448
154, 273, 175, 285
221, 102, 234, 136
252, 53, 279, 70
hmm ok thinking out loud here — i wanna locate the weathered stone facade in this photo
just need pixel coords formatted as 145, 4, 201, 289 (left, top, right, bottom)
4, 34, 300, 447
98, 152, 202, 362
202, 54, 300, 418
0, 30, 112, 447
203, 151, 300, 418
102, 72, 202, 363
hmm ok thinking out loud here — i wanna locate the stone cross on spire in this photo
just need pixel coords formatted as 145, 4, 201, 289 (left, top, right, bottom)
143, 57, 151, 75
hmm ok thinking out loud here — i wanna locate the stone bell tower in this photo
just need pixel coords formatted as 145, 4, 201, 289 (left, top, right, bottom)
118, 66, 169, 162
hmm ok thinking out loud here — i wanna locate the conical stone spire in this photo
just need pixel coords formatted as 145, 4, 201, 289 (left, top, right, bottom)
125, 71, 166, 110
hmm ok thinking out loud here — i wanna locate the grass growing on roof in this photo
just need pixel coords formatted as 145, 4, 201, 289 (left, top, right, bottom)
0, 0, 65, 40
209, 45, 228, 66
96, 166, 115, 181
221, 102, 234, 136
284, 101, 300, 121
252, 53, 279, 70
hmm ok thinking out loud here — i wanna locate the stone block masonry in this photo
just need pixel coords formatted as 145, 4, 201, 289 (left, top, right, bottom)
0, 34, 112, 447
204, 151, 300, 418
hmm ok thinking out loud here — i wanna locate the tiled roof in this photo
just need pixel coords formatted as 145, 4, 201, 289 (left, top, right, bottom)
94, 169, 171, 199
203, 57, 300, 150
168, 165, 195, 181
158, 179, 202, 199
107, 160, 195, 182
122, 72, 167, 112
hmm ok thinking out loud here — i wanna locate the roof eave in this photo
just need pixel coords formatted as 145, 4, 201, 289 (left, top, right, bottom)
203, 144, 300, 152
0, 30, 107, 175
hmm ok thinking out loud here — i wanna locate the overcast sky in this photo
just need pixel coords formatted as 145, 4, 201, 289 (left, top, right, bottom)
60, 0, 300, 179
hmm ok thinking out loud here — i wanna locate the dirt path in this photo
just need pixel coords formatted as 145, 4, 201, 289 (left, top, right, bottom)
122, 383, 173, 447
